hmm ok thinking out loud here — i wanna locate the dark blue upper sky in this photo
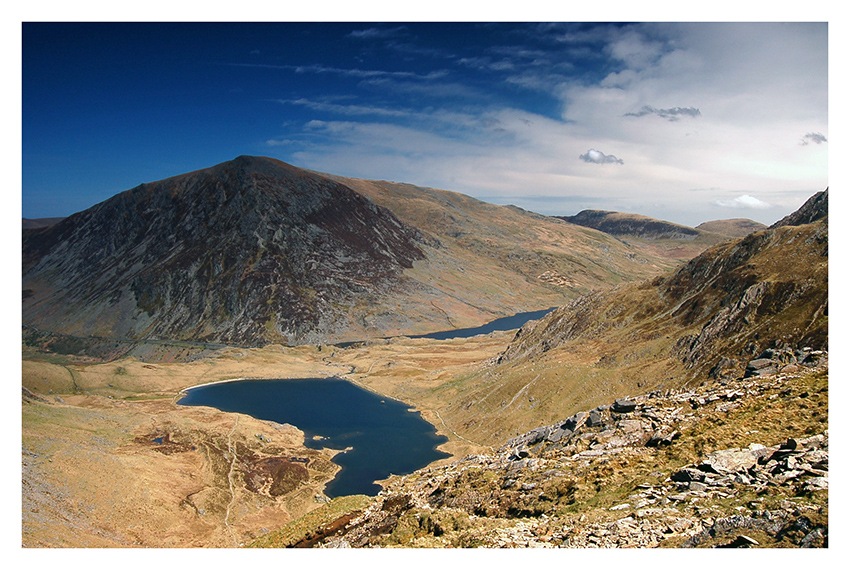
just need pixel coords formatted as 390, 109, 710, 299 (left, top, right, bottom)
22, 21, 828, 225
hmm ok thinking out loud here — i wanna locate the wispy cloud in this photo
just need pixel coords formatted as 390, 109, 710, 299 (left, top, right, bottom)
714, 194, 772, 209
624, 106, 701, 121
457, 56, 516, 72
293, 64, 448, 81
348, 26, 407, 40
358, 76, 480, 100
278, 98, 412, 118
228, 62, 446, 81
579, 149, 624, 165
800, 132, 828, 145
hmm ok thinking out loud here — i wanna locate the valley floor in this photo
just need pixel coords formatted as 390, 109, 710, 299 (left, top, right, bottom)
20, 333, 829, 549
21, 333, 508, 547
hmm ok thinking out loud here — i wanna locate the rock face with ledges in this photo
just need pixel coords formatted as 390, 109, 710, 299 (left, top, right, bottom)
769, 189, 828, 229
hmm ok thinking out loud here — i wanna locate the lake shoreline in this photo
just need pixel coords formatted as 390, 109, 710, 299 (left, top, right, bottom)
178, 377, 451, 497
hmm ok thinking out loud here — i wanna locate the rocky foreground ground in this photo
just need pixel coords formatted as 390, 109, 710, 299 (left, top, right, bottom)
257, 350, 828, 548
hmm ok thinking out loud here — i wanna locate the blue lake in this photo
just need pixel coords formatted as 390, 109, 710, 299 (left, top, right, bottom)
178, 377, 450, 497
411, 307, 556, 341
335, 307, 556, 347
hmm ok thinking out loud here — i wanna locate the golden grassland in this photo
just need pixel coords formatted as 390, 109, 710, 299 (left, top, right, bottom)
21, 332, 516, 547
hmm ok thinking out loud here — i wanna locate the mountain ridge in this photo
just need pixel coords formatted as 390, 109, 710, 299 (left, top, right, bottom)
23, 156, 670, 347
557, 209, 702, 240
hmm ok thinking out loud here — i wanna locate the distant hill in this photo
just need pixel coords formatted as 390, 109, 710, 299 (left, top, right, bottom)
22, 217, 65, 230
556, 210, 730, 263
695, 218, 766, 238
23, 156, 668, 347
557, 210, 701, 240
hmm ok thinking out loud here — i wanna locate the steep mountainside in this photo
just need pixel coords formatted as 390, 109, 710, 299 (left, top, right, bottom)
424, 192, 827, 446
769, 188, 828, 228
696, 218, 766, 238
23, 156, 428, 345
23, 157, 667, 347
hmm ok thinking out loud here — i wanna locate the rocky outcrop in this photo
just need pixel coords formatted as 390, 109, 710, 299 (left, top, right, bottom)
770, 189, 828, 229
742, 347, 825, 378
296, 358, 828, 548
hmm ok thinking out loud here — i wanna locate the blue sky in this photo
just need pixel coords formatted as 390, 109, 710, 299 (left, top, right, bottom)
21, 18, 829, 226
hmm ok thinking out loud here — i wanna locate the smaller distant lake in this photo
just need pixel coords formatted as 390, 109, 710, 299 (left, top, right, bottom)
411, 307, 556, 341
178, 378, 450, 497
335, 307, 556, 348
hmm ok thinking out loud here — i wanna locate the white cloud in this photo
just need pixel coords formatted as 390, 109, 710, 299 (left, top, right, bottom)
265, 138, 297, 147
714, 194, 772, 209
606, 28, 664, 70
579, 149, 624, 165
279, 98, 412, 118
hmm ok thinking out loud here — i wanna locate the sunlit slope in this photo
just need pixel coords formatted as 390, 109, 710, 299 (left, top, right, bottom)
332, 176, 675, 327
430, 192, 827, 446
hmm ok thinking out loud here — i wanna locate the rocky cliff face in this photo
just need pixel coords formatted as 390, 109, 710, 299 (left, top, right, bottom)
23, 156, 428, 345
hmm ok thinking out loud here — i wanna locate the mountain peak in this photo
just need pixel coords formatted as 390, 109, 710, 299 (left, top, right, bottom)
770, 188, 828, 229
23, 159, 427, 345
